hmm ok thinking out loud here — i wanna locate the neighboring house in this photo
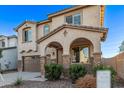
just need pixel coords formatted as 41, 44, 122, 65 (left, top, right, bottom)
119, 41, 124, 52
0, 35, 18, 71
15, 5, 108, 76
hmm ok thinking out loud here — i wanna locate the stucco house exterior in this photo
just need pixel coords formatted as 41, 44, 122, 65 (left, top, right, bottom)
15, 5, 108, 76
0, 35, 18, 71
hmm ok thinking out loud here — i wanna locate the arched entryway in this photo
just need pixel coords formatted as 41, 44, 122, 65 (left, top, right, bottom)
45, 42, 63, 64
70, 38, 94, 64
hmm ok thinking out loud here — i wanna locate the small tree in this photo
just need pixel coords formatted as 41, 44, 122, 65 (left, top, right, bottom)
119, 41, 124, 52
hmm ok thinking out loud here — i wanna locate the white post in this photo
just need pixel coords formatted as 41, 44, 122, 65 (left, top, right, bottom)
0, 73, 4, 82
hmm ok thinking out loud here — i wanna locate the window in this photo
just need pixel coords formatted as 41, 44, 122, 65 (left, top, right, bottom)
73, 14, 81, 25
2, 41, 5, 47
65, 13, 81, 25
24, 30, 32, 42
66, 15, 72, 24
44, 25, 50, 36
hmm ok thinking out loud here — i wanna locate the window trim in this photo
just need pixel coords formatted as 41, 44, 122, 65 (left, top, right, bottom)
65, 13, 81, 25
73, 13, 81, 25
24, 29, 32, 42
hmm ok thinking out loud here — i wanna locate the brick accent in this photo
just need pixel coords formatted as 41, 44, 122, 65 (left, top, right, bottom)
93, 52, 101, 65
40, 56, 46, 77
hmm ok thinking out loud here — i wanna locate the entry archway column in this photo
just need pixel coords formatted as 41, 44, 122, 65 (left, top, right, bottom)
62, 45, 71, 77
92, 40, 102, 65
93, 52, 102, 65
62, 55, 70, 69
40, 56, 46, 78
62, 45, 71, 68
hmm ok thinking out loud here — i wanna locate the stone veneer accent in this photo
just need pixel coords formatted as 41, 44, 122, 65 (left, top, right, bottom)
40, 56, 46, 77
62, 55, 71, 69
93, 52, 102, 65
62, 55, 71, 77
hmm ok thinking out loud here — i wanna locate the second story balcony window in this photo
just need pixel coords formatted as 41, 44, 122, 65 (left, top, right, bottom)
24, 30, 32, 42
44, 25, 50, 36
66, 13, 81, 25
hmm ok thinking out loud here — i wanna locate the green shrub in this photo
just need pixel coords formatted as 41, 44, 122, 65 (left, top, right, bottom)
69, 64, 87, 81
93, 64, 116, 80
45, 63, 63, 80
14, 77, 23, 86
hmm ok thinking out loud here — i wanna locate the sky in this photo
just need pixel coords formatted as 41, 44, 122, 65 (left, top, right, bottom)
0, 5, 124, 58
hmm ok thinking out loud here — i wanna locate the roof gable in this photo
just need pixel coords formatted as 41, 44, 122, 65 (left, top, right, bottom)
37, 24, 108, 43
14, 21, 36, 32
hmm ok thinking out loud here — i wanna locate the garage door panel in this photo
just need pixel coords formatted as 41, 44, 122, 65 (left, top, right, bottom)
24, 56, 40, 72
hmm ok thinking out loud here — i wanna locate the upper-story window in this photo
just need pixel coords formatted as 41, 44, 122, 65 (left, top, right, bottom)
44, 25, 50, 36
66, 13, 81, 25
2, 41, 5, 47
24, 30, 32, 42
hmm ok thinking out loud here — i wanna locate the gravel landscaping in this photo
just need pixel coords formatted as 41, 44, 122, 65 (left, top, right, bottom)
112, 77, 124, 88
1, 75, 124, 88
2, 79, 73, 88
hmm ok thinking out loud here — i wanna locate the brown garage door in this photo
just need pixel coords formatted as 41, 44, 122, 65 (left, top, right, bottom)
23, 56, 40, 72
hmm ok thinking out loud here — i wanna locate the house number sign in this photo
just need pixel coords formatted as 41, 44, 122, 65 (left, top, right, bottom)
97, 70, 111, 88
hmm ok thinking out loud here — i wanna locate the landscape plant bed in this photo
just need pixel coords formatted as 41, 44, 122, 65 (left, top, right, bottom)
2, 79, 73, 88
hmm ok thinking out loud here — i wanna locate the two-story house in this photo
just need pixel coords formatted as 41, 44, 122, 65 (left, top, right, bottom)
15, 5, 108, 76
0, 35, 18, 71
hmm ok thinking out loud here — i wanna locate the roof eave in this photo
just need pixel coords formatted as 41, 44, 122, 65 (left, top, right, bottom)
14, 21, 36, 32
37, 24, 108, 43
48, 5, 89, 19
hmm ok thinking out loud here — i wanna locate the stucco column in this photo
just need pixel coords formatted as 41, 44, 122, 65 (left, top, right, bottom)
93, 52, 102, 65
40, 56, 46, 78
62, 55, 70, 77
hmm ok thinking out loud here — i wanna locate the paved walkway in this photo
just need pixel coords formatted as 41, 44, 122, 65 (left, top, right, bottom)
0, 72, 45, 87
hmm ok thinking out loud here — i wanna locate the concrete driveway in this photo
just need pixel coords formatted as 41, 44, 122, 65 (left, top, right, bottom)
0, 72, 45, 87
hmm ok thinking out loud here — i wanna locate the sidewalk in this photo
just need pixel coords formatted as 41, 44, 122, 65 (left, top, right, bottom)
0, 72, 45, 87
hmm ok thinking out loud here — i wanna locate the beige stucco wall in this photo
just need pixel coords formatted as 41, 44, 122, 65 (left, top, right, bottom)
17, 5, 101, 60
37, 22, 52, 39
37, 5, 100, 39
17, 22, 38, 60
83, 6, 100, 27
50, 6, 100, 30
39, 28, 101, 57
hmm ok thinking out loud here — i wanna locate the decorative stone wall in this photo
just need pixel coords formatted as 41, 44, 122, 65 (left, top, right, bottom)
40, 56, 46, 77
62, 55, 70, 77
93, 52, 101, 65
62, 55, 71, 69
